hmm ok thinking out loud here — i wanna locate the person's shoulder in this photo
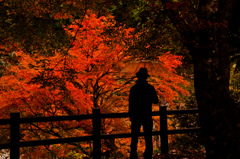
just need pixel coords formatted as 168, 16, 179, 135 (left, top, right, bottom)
147, 83, 156, 90
147, 83, 154, 88
130, 85, 137, 91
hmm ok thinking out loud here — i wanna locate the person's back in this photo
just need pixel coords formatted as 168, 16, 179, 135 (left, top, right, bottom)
129, 79, 158, 119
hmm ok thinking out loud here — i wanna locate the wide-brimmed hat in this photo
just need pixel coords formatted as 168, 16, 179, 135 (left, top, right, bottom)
136, 67, 150, 78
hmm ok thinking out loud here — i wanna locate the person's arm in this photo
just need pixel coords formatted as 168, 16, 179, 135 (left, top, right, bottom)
129, 87, 136, 121
152, 86, 158, 104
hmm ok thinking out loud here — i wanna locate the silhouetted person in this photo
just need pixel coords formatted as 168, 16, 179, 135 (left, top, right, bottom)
129, 68, 158, 159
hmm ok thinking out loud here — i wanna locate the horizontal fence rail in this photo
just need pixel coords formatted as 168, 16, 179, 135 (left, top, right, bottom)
0, 106, 201, 159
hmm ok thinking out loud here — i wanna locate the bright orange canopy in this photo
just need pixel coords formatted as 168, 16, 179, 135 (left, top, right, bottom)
121, 60, 168, 76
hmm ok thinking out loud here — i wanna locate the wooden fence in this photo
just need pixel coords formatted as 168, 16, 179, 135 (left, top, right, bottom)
0, 106, 201, 159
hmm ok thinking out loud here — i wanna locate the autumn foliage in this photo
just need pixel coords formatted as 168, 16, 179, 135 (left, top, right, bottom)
0, 11, 189, 158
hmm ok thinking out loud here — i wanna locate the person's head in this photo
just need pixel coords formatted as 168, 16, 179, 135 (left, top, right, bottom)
136, 67, 150, 80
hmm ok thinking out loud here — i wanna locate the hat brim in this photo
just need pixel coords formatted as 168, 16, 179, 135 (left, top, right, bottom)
136, 72, 150, 78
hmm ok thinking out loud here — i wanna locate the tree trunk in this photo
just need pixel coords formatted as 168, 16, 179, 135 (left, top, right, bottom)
154, 0, 240, 157
190, 0, 240, 158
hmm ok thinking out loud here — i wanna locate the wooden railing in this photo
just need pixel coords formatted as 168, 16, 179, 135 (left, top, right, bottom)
0, 106, 201, 159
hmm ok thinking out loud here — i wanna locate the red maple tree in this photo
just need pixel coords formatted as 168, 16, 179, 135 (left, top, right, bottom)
0, 11, 189, 158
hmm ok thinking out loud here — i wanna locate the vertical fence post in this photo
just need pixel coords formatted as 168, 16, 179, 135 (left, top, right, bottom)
92, 108, 101, 159
160, 106, 168, 155
10, 112, 20, 159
